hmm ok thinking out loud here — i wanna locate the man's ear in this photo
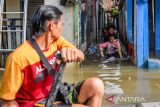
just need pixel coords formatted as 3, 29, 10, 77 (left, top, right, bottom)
48, 21, 56, 31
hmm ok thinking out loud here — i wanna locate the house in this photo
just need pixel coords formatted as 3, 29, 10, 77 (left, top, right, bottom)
119, 0, 160, 68
1, 0, 160, 69
0, 0, 81, 68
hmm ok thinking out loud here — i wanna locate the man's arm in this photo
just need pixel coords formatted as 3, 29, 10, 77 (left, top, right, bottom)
99, 42, 108, 49
61, 48, 84, 62
57, 37, 84, 62
99, 42, 109, 57
0, 99, 19, 107
0, 56, 23, 107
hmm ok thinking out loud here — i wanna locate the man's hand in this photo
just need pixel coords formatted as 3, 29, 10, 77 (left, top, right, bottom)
61, 48, 84, 62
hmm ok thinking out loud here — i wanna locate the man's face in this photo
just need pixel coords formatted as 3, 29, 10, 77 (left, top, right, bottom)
50, 16, 62, 40
109, 28, 114, 34
109, 36, 115, 43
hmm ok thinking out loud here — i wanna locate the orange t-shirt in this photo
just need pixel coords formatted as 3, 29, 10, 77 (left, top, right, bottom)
0, 36, 75, 107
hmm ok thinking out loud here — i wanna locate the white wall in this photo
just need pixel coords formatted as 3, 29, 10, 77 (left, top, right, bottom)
44, 0, 74, 44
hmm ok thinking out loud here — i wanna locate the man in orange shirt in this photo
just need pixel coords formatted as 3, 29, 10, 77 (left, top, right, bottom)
0, 5, 104, 107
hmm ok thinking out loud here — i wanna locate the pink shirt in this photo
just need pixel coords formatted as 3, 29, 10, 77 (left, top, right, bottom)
99, 39, 120, 48
99, 39, 120, 54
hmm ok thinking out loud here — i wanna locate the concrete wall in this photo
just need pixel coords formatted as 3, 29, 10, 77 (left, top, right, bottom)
44, 0, 74, 44
6, 0, 20, 16
73, 4, 79, 47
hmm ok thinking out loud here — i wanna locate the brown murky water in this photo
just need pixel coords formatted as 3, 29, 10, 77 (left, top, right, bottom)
63, 59, 160, 107
0, 59, 160, 107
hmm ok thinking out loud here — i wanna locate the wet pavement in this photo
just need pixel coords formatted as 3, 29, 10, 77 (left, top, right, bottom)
0, 58, 160, 107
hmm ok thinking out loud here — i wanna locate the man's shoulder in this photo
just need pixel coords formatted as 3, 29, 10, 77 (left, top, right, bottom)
56, 36, 67, 42
51, 37, 64, 44
10, 41, 34, 60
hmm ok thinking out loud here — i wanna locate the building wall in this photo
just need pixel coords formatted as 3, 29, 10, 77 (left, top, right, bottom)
136, 0, 149, 67
44, 0, 74, 44
126, 0, 133, 42
6, 0, 20, 16
155, 0, 160, 51
120, 0, 149, 67
73, 4, 80, 47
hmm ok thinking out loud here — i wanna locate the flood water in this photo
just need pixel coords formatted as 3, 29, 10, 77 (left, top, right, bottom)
63, 59, 160, 107
0, 58, 160, 107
